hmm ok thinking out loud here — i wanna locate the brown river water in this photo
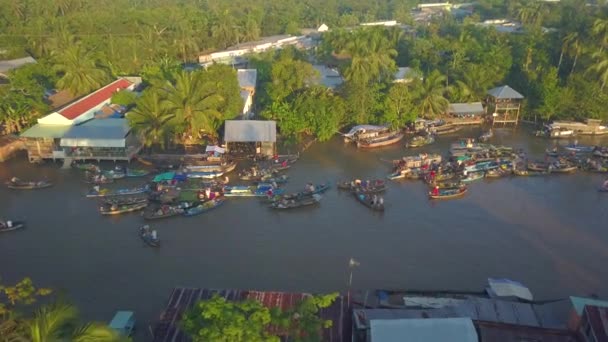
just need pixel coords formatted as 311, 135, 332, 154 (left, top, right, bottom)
1, 125, 608, 340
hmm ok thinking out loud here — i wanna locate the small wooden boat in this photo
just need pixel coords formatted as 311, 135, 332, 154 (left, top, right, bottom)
102, 197, 148, 206
73, 163, 99, 172
101, 170, 126, 179
405, 135, 435, 148
464, 161, 499, 172
143, 202, 195, 220
253, 175, 289, 185
0, 220, 25, 233
139, 226, 160, 247
564, 145, 595, 153
593, 148, 608, 158
356, 131, 404, 149
126, 169, 151, 177
273, 182, 331, 202
83, 175, 114, 184
461, 172, 484, 183
433, 125, 462, 135
100, 202, 148, 215
184, 161, 237, 173
549, 164, 578, 173
270, 194, 322, 209
429, 181, 464, 190
337, 179, 387, 193
545, 149, 559, 157
224, 184, 285, 198
354, 193, 385, 211
485, 168, 510, 178
429, 187, 467, 199
513, 169, 548, 176
388, 168, 421, 180
6, 178, 53, 190
86, 186, 149, 198
183, 198, 226, 216
187, 170, 224, 179
479, 130, 493, 142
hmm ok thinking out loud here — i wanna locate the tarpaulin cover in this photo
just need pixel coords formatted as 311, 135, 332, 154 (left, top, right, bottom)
343, 125, 386, 137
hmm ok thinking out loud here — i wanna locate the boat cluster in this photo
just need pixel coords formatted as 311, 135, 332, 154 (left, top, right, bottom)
385, 137, 608, 199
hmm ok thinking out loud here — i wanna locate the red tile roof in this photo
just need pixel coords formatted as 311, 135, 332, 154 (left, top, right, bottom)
57, 79, 133, 120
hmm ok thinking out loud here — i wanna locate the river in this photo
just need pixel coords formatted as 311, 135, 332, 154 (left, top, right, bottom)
1, 125, 608, 340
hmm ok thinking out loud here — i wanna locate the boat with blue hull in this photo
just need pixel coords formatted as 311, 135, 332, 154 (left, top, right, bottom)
183, 199, 226, 216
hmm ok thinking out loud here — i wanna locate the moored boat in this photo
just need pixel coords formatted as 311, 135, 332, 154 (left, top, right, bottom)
353, 193, 385, 211
337, 179, 387, 193
433, 124, 462, 135
479, 130, 493, 142
405, 135, 435, 148
183, 198, 226, 216
593, 147, 608, 158
187, 170, 224, 179
100, 202, 148, 215
563, 145, 595, 153
86, 185, 149, 198
356, 131, 405, 148
429, 187, 467, 199
0, 220, 25, 233
143, 202, 195, 220
73, 163, 99, 172
126, 169, 151, 177
102, 197, 148, 206
513, 169, 548, 176
6, 178, 53, 190
139, 226, 160, 247
461, 171, 484, 183
270, 194, 322, 209
270, 182, 331, 202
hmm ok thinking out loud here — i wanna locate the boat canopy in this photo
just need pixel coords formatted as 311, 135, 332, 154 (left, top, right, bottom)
343, 125, 387, 137
153, 172, 175, 182
486, 278, 533, 301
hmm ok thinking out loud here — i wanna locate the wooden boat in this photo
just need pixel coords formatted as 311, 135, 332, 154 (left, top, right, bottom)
272, 182, 331, 202
429, 187, 467, 199
461, 171, 484, 183
545, 149, 559, 157
224, 184, 285, 197
593, 148, 608, 158
139, 226, 160, 247
83, 175, 114, 184
86, 186, 149, 198
479, 130, 493, 142
391, 153, 442, 169
429, 181, 464, 190
388, 168, 420, 180
6, 178, 53, 190
464, 161, 499, 172
102, 197, 148, 206
100, 202, 148, 215
356, 131, 404, 148
485, 168, 510, 178
73, 163, 99, 172
99, 170, 126, 179
433, 172, 456, 182
564, 145, 595, 153
337, 179, 387, 193
354, 193, 385, 211
143, 202, 196, 220
513, 169, 548, 176
183, 198, 226, 216
269, 164, 291, 172
126, 169, 151, 177
184, 161, 237, 174
187, 170, 224, 179
270, 194, 322, 209
405, 135, 435, 148
433, 125, 462, 135
253, 175, 289, 185
549, 164, 578, 173
0, 220, 25, 233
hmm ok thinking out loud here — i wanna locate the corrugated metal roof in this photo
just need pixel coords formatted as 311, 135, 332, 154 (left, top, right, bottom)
370, 318, 478, 342
312, 65, 344, 88
20, 124, 71, 138
152, 287, 347, 342
476, 322, 579, 342
487, 85, 524, 99
584, 305, 608, 341
449, 102, 485, 114
570, 296, 608, 316
57, 78, 133, 119
0, 56, 36, 74
60, 119, 130, 147
224, 120, 276, 142
237, 69, 257, 89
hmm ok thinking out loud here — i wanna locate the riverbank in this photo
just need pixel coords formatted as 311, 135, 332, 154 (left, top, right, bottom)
0, 135, 25, 162
1, 126, 608, 341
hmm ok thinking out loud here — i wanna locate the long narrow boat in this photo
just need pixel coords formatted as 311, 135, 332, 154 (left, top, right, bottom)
187, 170, 224, 179
464, 161, 499, 173
183, 198, 226, 216
354, 193, 385, 212
139, 226, 160, 247
388, 168, 421, 180
434, 125, 462, 135
126, 169, 151, 177
143, 202, 196, 220
83, 176, 114, 184
252, 175, 289, 185
356, 132, 405, 149
428, 181, 465, 190
513, 169, 548, 177
563, 145, 595, 153
0, 220, 25, 233
73, 163, 99, 172
461, 172, 484, 183
6, 179, 53, 190
184, 161, 237, 174
270, 182, 331, 202
337, 180, 387, 193
270, 194, 321, 209
86, 186, 149, 198
223, 185, 285, 198
405, 135, 435, 148
429, 187, 467, 199
100, 202, 148, 215
100, 170, 126, 179
102, 197, 148, 206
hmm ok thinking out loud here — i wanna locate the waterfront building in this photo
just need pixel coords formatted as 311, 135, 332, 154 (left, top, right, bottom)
20, 77, 142, 163
224, 120, 276, 156
446, 102, 486, 125
487, 85, 524, 126
237, 69, 257, 118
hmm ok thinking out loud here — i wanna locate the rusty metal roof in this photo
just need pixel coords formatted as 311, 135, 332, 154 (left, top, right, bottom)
152, 288, 348, 342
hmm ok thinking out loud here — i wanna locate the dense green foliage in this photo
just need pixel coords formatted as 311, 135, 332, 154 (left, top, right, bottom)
182, 293, 337, 342
0, 278, 126, 342
3, 0, 608, 141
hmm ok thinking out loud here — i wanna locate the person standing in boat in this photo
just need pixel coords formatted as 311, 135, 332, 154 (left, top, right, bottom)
432, 186, 440, 196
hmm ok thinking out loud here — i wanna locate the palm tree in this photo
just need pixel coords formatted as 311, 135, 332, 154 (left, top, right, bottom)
53, 45, 109, 96
516, 1, 545, 27
416, 70, 450, 118
563, 32, 582, 75
588, 50, 608, 90
163, 71, 224, 141
344, 29, 397, 85
24, 301, 123, 342
242, 18, 261, 42
128, 90, 175, 149
593, 18, 608, 53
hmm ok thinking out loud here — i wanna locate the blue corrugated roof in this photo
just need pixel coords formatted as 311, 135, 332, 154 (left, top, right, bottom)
370, 318, 478, 342
109, 310, 134, 329
570, 296, 608, 316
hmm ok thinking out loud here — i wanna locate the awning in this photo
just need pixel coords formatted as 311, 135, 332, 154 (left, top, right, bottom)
206, 145, 225, 154
153, 172, 175, 182
60, 119, 130, 147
